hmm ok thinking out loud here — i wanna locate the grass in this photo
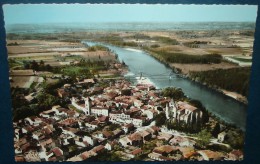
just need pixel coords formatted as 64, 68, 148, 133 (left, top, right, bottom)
68, 104, 84, 114
230, 57, 252, 63
8, 60, 23, 69
153, 36, 179, 45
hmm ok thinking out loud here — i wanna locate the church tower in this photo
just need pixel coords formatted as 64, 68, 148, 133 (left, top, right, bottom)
84, 97, 91, 115
165, 103, 170, 119
169, 99, 177, 118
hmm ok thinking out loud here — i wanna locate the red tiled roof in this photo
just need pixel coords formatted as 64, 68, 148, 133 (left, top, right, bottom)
81, 151, 90, 160
102, 131, 112, 138
197, 150, 224, 160
98, 116, 108, 122
48, 156, 57, 161
124, 123, 134, 128
154, 145, 176, 154
52, 147, 63, 157
229, 150, 243, 157
131, 148, 142, 155
15, 156, 25, 162
177, 101, 197, 112
92, 145, 105, 153
129, 132, 142, 141
160, 156, 173, 161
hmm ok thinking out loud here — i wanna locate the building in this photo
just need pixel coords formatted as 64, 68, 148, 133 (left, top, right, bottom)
166, 99, 203, 125
71, 97, 109, 116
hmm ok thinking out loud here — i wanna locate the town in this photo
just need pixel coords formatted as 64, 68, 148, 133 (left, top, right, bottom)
13, 78, 243, 162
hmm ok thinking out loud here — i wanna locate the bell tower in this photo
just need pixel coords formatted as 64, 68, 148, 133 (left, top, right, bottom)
84, 97, 91, 115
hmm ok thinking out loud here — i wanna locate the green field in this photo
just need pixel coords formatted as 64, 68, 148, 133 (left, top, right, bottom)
230, 57, 252, 63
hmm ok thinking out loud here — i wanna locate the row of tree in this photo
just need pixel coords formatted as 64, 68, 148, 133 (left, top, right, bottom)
148, 48, 222, 64
23, 60, 53, 72
190, 67, 250, 97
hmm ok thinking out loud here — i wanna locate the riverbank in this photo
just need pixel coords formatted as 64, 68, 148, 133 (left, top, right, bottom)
139, 48, 248, 105
95, 30, 252, 105
87, 39, 248, 105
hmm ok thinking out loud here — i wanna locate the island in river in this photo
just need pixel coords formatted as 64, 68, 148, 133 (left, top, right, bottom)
6, 23, 253, 162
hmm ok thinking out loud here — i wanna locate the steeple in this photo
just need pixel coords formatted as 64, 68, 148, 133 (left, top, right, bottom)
84, 97, 91, 115
166, 103, 170, 119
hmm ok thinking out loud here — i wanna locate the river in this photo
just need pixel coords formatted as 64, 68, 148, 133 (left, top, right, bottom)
83, 41, 247, 130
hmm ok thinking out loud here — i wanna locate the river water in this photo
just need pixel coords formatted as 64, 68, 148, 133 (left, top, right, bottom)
83, 41, 247, 130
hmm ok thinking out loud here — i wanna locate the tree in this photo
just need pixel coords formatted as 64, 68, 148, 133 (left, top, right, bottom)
162, 87, 185, 100
37, 93, 59, 110
196, 129, 212, 148
155, 112, 166, 127
30, 60, 39, 71
212, 123, 221, 137
121, 89, 132, 96
115, 54, 118, 59
23, 61, 30, 69
224, 130, 245, 149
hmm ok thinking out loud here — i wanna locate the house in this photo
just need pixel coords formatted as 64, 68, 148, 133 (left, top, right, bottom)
226, 150, 243, 161
119, 136, 131, 147
15, 156, 25, 162
217, 131, 226, 143
32, 130, 45, 140
91, 107, 109, 116
148, 152, 162, 161
53, 107, 69, 116
62, 127, 79, 137
148, 152, 173, 161
24, 150, 41, 162
130, 148, 143, 158
80, 151, 91, 160
157, 132, 173, 141
178, 147, 196, 159
197, 150, 225, 161
83, 136, 96, 146
98, 115, 109, 123
123, 147, 143, 159
153, 145, 177, 157
75, 137, 89, 147
143, 109, 158, 119
70, 97, 90, 114
47, 147, 64, 161
21, 125, 37, 134
139, 130, 152, 141
59, 118, 78, 127
57, 88, 69, 98
92, 145, 105, 154
122, 123, 134, 133
43, 125, 55, 135
105, 141, 117, 151
24, 117, 42, 126
40, 109, 55, 118
67, 156, 83, 161
102, 130, 113, 139
169, 136, 196, 147
71, 96, 110, 116
132, 117, 145, 127
146, 126, 160, 136
112, 129, 124, 138
128, 132, 143, 146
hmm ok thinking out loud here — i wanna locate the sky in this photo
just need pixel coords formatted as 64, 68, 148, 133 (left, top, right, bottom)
3, 4, 258, 24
